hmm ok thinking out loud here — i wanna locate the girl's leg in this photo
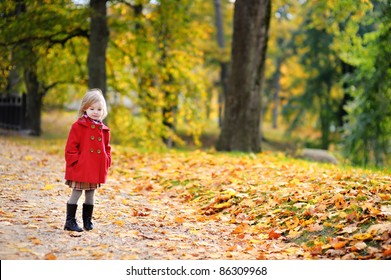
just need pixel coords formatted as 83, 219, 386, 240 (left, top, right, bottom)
64, 189, 83, 232
84, 190, 95, 205
68, 189, 83, 204
83, 190, 95, 230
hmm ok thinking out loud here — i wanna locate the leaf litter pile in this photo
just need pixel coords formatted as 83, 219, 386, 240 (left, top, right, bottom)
0, 137, 390, 260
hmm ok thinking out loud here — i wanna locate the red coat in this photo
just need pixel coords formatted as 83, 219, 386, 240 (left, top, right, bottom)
65, 117, 111, 184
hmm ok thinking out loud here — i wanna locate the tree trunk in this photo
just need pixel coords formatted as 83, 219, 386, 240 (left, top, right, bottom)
24, 65, 43, 136
6, 61, 22, 97
216, 0, 271, 152
15, 0, 43, 136
272, 57, 282, 129
88, 0, 108, 97
337, 61, 355, 127
213, 0, 228, 128
319, 83, 333, 150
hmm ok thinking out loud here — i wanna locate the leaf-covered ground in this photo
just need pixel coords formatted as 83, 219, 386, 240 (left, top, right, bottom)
0, 136, 390, 260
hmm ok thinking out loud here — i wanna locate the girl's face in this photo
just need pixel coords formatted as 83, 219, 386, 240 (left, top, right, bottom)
85, 101, 104, 121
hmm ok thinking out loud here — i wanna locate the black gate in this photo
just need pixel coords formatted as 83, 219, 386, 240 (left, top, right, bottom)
0, 94, 27, 130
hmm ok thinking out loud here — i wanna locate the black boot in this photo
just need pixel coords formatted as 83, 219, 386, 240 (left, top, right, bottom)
64, 203, 83, 232
82, 203, 94, 231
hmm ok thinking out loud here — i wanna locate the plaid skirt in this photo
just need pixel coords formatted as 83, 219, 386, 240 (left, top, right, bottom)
65, 180, 100, 190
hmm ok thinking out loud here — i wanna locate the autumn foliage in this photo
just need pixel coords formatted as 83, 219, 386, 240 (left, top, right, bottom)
1, 136, 389, 260
112, 148, 391, 259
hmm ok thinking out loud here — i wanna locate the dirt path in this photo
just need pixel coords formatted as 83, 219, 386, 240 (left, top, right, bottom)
0, 137, 297, 260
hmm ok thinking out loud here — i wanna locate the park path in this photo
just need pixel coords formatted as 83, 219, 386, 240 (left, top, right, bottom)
0, 136, 296, 260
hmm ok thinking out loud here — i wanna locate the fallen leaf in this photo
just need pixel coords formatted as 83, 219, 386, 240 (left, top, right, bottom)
333, 194, 347, 209
353, 233, 372, 241
29, 236, 42, 245
383, 247, 391, 257
351, 242, 367, 251
226, 245, 237, 252
44, 253, 57, 260
285, 216, 300, 229
114, 220, 125, 227
310, 245, 323, 256
332, 241, 347, 250
256, 252, 267, 260
232, 224, 247, 234
340, 224, 358, 234
268, 230, 281, 240
24, 155, 33, 161
308, 223, 324, 232
367, 223, 391, 235
43, 184, 54, 190
174, 216, 185, 223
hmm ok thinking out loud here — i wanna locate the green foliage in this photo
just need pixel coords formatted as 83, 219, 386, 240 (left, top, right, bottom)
282, 3, 342, 149
0, 0, 90, 99
339, 0, 391, 167
272, 0, 390, 167
109, 105, 167, 151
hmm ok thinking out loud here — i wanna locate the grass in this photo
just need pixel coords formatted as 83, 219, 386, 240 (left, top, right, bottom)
10, 109, 314, 155
291, 226, 337, 246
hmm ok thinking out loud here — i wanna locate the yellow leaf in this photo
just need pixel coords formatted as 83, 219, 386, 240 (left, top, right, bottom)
285, 216, 300, 229
120, 255, 139, 260
339, 211, 347, 218
195, 215, 206, 222
378, 193, 390, 200
114, 220, 125, 227
24, 155, 33, 161
249, 239, 263, 244
19, 247, 33, 253
175, 216, 185, 223
287, 229, 302, 239
258, 233, 269, 239
213, 201, 231, 209
223, 188, 237, 197
44, 184, 54, 190
353, 233, 372, 240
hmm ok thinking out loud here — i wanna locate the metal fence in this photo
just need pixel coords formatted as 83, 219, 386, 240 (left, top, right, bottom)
0, 94, 26, 130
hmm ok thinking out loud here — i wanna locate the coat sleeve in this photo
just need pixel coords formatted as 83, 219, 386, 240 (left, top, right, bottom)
65, 123, 80, 166
105, 130, 112, 167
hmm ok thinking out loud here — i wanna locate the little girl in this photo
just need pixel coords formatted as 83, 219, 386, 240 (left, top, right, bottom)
63, 88, 111, 232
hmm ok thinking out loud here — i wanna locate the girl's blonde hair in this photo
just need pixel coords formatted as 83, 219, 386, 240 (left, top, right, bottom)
78, 88, 108, 120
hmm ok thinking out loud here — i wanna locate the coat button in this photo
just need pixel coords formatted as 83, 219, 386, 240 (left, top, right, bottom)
98, 137, 102, 142
90, 136, 95, 140
91, 125, 96, 129
90, 148, 94, 153
98, 126, 102, 130
97, 149, 101, 154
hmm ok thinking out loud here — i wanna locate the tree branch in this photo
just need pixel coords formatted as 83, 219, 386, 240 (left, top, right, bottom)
0, 28, 89, 48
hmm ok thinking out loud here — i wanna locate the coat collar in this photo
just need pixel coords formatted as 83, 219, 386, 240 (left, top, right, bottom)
76, 117, 110, 131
